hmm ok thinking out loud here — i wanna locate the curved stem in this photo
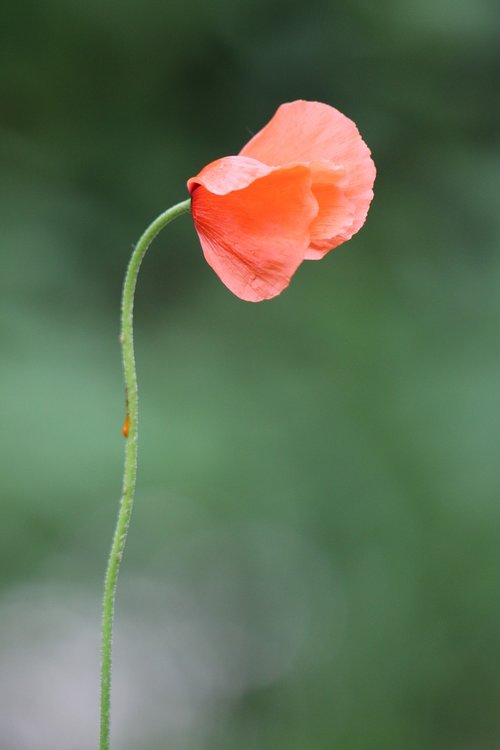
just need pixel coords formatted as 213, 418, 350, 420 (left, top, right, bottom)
100, 198, 191, 750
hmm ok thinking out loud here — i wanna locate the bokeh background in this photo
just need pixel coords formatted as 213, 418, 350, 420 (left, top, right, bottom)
1, 1, 499, 748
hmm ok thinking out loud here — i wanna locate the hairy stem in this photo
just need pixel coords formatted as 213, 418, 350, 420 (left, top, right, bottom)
100, 198, 191, 750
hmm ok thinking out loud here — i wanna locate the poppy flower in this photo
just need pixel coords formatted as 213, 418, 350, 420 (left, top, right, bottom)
188, 100, 375, 302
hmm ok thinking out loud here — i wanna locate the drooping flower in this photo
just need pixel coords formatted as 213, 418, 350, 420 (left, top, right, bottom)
188, 100, 376, 302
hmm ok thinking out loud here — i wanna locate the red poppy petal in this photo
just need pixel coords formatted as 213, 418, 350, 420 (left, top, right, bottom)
187, 155, 272, 196
306, 168, 374, 258
240, 100, 368, 168
191, 165, 318, 302
306, 163, 355, 255
240, 101, 375, 255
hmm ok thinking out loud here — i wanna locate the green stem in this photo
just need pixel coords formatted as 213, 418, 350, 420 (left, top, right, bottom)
100, 198, 191, 750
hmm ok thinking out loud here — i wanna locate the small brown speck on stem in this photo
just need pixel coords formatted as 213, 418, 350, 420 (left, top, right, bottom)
122, 414, 130, 438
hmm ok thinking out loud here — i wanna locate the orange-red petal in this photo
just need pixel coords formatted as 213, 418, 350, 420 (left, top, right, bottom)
187, 155, 273, 195
240, 100, 376, 256
241, 100, 370, 169
305, 162, 354, 256
189, 159, 318, 302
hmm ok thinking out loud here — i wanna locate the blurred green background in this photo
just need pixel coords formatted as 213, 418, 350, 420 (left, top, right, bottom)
1, 1, 499, 748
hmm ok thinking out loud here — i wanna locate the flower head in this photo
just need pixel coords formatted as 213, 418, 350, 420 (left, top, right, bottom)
188, 100, 376, 302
